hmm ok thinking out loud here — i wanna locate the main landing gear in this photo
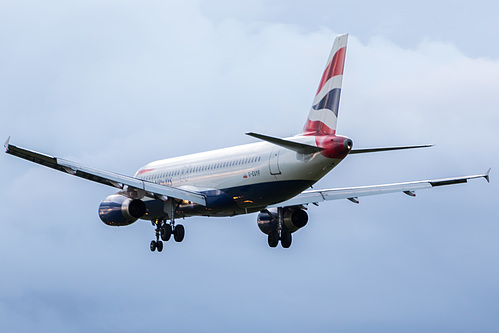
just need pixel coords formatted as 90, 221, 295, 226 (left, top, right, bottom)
150, 219, 185, 252
267, 227, 292, 248
149, 198, 185, 252
267, 207, 292, 249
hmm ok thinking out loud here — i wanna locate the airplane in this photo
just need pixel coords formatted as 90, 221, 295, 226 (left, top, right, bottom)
5, 34, 490, 252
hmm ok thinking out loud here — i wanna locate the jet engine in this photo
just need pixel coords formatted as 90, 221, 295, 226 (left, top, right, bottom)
99, 194, 146, 226
257, 207, 308, 234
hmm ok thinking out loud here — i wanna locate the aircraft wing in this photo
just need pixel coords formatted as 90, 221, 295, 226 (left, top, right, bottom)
4, 138, 207, 206
270, 171, 490, 208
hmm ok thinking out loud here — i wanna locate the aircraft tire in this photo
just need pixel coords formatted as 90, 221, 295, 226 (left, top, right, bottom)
174, 224, 185, 242
281, 230, 292, 248
150, 240, 157, 252
268, 231, 279, 248
157, 240, 163, 252
161, 224, 172, 242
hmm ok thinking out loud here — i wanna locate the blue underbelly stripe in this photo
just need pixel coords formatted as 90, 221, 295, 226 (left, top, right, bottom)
169, 179, 315, 218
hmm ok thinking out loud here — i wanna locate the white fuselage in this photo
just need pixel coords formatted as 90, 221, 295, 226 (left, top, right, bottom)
134, 135, 346, 218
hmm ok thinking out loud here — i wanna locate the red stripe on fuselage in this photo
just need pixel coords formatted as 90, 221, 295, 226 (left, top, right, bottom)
315, 47, 346, 95
137, 168, 154, 175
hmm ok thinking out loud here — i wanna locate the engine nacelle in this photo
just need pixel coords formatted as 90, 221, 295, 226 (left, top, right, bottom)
99, 194, 147, 226
283, 208, 309, 232
257, 207, 308, 234
257, 210, 278, 235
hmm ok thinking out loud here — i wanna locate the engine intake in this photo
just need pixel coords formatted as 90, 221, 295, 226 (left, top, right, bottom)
283, 208, 308, 232
99, 194, 146, 226
257, 207, 308, 234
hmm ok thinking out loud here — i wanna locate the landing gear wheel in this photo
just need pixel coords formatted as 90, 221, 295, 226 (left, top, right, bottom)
161, 224, 172, 241
268, 231, 279, 248
156, 240, 163, 252
281, 230, 292, 248
150, 240, 157, 252
174, 224, 185, 242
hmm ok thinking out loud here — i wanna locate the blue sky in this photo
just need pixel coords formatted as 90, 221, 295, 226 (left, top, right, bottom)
1, 1, 497, 332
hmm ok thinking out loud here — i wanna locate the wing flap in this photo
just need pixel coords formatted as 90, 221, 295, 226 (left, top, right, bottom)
6, 140, 207, 206
429, 178, 468, 187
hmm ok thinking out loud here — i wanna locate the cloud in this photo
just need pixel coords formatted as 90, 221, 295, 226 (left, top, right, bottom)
0, 1, 497, 332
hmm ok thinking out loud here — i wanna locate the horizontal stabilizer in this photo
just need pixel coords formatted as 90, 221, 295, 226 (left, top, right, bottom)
246, 132, 323, 154
350, 144, 433, 154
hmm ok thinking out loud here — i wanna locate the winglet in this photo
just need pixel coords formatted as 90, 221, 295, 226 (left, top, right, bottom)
484, 168, 491, 183
4, 136, 11, 152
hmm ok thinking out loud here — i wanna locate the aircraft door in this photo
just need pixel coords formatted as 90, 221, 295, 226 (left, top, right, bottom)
180, 166, 190, 182
269, 148, 281, 175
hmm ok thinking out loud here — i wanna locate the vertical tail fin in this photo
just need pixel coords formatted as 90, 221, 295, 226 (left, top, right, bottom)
303, 34, 348, 136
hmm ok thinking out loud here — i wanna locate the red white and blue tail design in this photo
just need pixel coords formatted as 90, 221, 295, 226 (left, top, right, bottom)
303, 34, 348, 136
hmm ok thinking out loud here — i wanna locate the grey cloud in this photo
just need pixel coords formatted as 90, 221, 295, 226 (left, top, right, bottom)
0, 1, 497, 332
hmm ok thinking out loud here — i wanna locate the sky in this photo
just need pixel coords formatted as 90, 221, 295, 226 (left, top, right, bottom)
0, 0, 498, 332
